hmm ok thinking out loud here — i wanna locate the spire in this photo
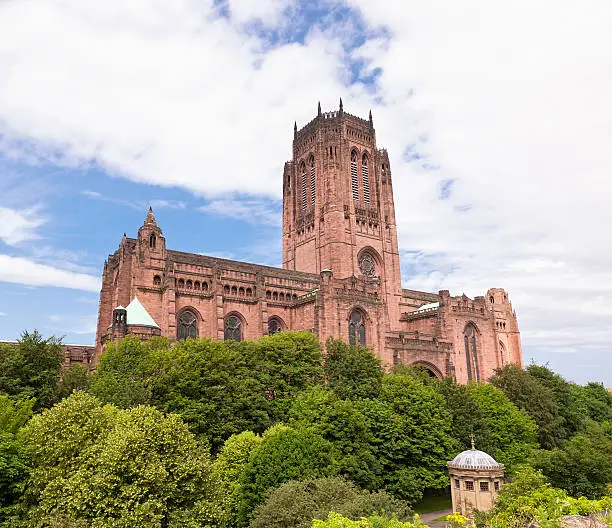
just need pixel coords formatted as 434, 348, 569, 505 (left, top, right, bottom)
369, 109, 373, 127
339, 97, 343, 113
144, 206, 157, 226
294, 121, 297, 139
470, 433, 476, 450
317, 101, 321, 116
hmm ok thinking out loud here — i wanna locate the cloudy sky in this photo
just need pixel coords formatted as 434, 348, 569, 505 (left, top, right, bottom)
0, 0, 610, 385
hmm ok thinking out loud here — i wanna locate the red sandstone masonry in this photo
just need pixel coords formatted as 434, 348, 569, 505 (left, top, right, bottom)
94, 104, 523, 380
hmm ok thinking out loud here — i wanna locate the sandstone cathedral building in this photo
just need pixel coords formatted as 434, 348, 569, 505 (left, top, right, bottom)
95, 101, 523, 382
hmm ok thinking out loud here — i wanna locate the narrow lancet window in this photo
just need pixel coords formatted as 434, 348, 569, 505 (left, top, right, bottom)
362, 153, 370, 203
351, 151, 359, 200
309, 155, 316, 206
300, 161, 307, 210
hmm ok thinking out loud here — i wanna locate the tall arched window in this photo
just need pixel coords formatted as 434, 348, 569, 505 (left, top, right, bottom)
499, 341, 506, 367
224, 314, 242, 342
350, 150, 359, 200
300, 161, 307, 210
149, 233, 156, 249
309, 155, 316, 205
362, 153, 370, 203
177, 310, 198, 340
348, 309, 366, 346
463, 324, 480, 381
268, 317, 284, 335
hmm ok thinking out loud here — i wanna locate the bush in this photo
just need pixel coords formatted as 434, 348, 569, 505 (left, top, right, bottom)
236, 426, 336, 525
250, 477, 412, 528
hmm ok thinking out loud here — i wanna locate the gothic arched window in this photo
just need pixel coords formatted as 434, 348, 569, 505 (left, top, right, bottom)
268, 317, 283, 335
463, 324, 480, 381
362, 153, 370, 203
300, 161, 307, 210
177, 278, 185, 289
149, 233, 156, 249
224, 314, 242, 342
350, 150, 359, 200
177, 310, 198, 340
358, 251, 376, 278
348, 309, 366, 346
309, 155, 316, 206
153, 275, 161, 286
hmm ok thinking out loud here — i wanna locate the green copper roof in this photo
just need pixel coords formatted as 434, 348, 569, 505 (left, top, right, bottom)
126, 297, 159, 328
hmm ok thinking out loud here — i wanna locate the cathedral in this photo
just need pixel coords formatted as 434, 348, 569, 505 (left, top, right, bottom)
95, 101, 523, 382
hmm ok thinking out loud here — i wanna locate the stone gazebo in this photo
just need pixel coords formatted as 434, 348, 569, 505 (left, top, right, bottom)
447, 441, 505, 516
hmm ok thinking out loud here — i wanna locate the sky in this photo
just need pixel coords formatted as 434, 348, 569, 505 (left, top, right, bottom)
0, 0, 611, 386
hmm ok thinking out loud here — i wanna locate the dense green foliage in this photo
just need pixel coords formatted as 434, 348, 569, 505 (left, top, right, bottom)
477, 466, 612, 528
312, 512, 424, 528
0, 331, 64, 410
0, 395, 32, 523
19, 392, 219, 528
0, 330, 610, 527
324, 340, 383, 400
250, 477, 412, 528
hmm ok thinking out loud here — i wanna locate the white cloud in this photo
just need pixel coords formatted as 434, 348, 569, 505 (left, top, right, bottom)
81, 191, 186, 211
199, 196, 281, 226
0, 207, 45, 246
0, 312, 6, 316
1, 0, 611, 381
0, 255, 100, 292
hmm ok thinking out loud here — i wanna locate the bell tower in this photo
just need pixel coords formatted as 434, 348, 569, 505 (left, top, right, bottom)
282, 100, 402, 301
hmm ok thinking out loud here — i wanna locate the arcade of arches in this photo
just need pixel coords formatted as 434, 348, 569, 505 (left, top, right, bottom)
96, 103, 523, 382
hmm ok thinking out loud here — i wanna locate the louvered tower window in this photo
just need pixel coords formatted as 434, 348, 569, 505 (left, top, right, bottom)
362, 153, 370, 203
309, 155, 315, 205
300, 161, 307, 209
350, 150, 359, 200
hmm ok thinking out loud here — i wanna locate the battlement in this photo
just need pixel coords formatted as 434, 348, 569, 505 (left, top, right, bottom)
293, 100, 374, 150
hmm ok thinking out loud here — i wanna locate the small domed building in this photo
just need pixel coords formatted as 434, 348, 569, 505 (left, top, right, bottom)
447, 442, 504, 516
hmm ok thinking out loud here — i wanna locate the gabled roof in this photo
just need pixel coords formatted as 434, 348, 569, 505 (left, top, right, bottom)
414, 301, 439, 313
125, 297, 159, 328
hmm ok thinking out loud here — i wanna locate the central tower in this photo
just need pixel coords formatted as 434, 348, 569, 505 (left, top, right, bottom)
282, 100, 402, 316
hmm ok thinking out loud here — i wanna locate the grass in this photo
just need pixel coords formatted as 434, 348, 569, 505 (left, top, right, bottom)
413, 494, 452, 514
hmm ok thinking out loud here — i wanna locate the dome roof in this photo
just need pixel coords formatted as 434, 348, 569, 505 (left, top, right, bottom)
450, 449, 500, 469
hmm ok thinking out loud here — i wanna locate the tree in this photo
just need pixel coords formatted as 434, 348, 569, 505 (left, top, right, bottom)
213, 431, 264, 528
0, 395, 33, 523
19, 392, 220, 528
0, 331, 64, 410
533, 422, 612, 499
434, 377, 492, 452
375, 374, 457, 503
570, 382, 612, 424
465, 383, 538, 470
57, 363, 91, 399
490, 364, 566, 449
154, 338, 273, 452
289, 387, 383, 490
250, 477, 413, 528
258, 331, 324, 419
236, 425, 336, 525
324, 339, 383, 400
88, 336, 169, 408
479, 466, 612, 528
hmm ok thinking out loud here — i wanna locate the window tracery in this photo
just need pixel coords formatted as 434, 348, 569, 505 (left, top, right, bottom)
177, 310, 198, 340
348, 309, 366, 346
309, 155, 316, 205
149, 233, 156, 249
463, 324, 480, 381
350, 150, 359, 200
300, 161, 307, 210
224, 314, 242, 341
268, 317, 283, 335
358, 252, 376, 277
362, 153, 370, 203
